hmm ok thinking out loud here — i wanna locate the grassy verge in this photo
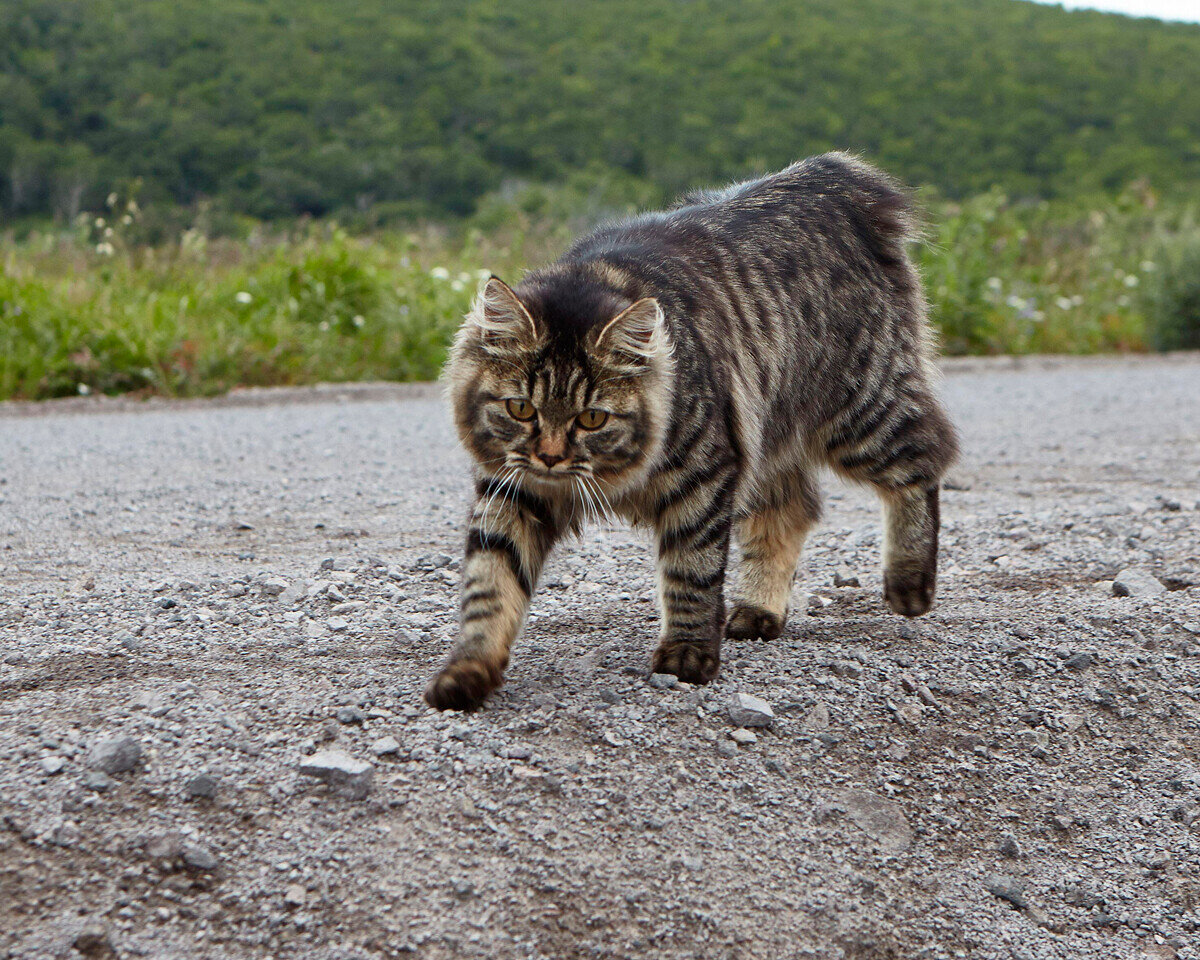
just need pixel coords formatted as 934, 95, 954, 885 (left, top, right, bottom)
2, 188, 1198, 401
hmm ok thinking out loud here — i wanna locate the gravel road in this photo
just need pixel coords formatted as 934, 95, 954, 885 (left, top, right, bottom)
2, 356, 1199, 960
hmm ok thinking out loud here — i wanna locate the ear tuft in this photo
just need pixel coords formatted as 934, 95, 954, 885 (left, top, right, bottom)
468, 277, 539, 355
592, 298, 668, 371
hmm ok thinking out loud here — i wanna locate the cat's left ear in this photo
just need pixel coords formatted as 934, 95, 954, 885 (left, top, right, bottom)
591, 298, 669, 371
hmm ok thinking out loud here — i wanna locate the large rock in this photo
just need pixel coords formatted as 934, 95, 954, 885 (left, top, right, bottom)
298, 749, 374, 799
87, 736, 142, 775
728, 692, 775, 728
1112, 568, 1166, 598
839, 788, 913, 853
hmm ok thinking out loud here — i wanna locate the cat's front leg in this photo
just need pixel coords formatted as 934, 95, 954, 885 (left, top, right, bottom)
649, 463, 736, 683
424, 477, 560, 711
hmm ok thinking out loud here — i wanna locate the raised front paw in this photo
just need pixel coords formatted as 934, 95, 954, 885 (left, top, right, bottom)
883, 566, 936, 617
424, 658, 503, 711
650, 638, 720, 684
724, 603, 786, 640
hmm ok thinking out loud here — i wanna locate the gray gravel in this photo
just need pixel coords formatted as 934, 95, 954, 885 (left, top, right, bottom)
1, 355, 1199, 959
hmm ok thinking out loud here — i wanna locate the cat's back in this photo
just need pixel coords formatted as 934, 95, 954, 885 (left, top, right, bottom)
570, 152, 918, 290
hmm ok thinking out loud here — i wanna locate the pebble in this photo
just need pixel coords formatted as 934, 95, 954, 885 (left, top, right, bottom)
1063, 652, 1096, 671
648, 672, 679, 690
1112, 568, 1166, 598
370, 736, 401, 757
87, 736, 142, 775
729, 728, 757, 745
716, 740, 737, 759
327, 617, 349, 632
181, 843, 220, 872
833, 566, 860, 587
336, 705, 366, 725
839, 788, 913, 852
998, 834, 1021, 858
298, 749, 374, 799
72, 922, 113, 957
82, 770, 116, 792
984, 873, 1028, 910
40, 756, 66, 775
728, 692, 775, 728
284, 883, 307, 908
260, 577, 289, 596
184, 774, 219, 799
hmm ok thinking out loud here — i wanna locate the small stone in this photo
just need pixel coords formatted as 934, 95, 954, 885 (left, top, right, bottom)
1112, 568, 1166, 598
716, 740, 737, 758
1063, 652, 1096, 671
985, 873, 1028, 910
331, 601, 366, 615
728, 692, 775, 728
284, 883, 307, 908
260, 576, 289, 596
648, 673, 679, 690
327, 617, 349, 632
40, 756, 66, 775
829, 660, 862, 679
833, 566, 860, 588
82, 770, 115, 792
998, 834, 1021, 858
370, 736, 401, 757
184, 774, 218, 799
839, 788, 913, 852
298, 749, 374, 799
336, 705, 366, 725
897, 622, 918, 641
729, 728, 757, 745
181, 843, 219, 872
72, 922, 114, 958
87, 736, 142, 775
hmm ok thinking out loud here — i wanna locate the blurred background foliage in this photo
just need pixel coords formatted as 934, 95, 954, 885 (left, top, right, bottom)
2, 0, 1200, 399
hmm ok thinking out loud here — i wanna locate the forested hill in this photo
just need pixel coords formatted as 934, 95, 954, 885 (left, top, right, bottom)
3, 0, 1200, 222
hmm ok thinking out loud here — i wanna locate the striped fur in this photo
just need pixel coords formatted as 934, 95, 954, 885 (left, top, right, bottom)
425, 152, 959, 711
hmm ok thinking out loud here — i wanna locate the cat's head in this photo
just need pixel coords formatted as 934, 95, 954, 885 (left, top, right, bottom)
446, 273, 674, 496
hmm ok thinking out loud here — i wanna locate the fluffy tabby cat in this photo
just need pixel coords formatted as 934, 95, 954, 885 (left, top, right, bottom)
425, 152, 959, 711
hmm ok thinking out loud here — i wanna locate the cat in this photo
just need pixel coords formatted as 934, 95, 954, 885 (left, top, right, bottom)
425, 152, 959, 711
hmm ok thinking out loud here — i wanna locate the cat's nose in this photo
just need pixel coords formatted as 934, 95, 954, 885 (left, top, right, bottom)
536, 451, 566, 469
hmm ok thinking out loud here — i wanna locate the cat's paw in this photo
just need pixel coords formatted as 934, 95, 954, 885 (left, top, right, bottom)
423, 658, 503, 711
724, 604, 786, 640
650, 638, 720, 684
883, 566, 936, 617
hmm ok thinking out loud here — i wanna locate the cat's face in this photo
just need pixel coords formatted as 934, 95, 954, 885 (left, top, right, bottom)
446, 277, 674, 496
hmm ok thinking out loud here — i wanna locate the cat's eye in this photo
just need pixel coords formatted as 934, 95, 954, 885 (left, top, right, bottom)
505, 398, 536, 421
576, 409, 609, 430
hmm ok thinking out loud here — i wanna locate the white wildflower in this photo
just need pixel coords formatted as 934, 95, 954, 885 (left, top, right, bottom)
1124, 275, 1139, 288
1006, 294, 1024, 310
451, 279, 465, 292
1055, 296, 1073, 311
77, 383, 91, 396
235, 291, 252, 304
94, 217, 106, 229
986, 277, 1003, 292
477, 269, 492, 281
105, 193, 118, 209
1140, 260, 1156, 272
430, 267, 450, 280
353, 315, 365, 328
95, 242, 114, 256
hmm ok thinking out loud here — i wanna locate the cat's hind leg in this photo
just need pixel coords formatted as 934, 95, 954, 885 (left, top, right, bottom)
725, 473, 821, 640
828, 390, 958, 617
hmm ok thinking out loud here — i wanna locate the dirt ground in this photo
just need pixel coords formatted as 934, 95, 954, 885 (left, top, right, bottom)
1, 355, 1198, 960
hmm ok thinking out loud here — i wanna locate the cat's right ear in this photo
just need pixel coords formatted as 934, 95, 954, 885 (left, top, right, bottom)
466, 277, 540, 356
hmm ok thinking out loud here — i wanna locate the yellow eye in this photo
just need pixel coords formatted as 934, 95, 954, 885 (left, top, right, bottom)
577, 409, 609, 430
505, 398, 536, 421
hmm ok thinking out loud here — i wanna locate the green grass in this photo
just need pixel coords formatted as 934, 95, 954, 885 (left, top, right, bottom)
2, 188, 1197, 402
